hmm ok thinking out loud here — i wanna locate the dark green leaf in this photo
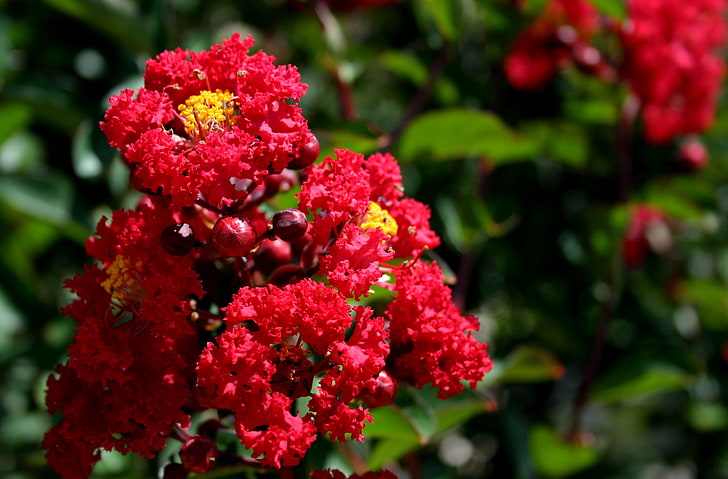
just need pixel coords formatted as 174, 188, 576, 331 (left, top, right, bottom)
485, 345, 565, 384
367, 437, 421, 471
529, 425, 599, 478
398, 109, 538, 164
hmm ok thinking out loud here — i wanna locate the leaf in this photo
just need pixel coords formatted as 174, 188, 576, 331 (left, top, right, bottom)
362, 406, 422, 441
413, 0, 461, 41
519, 121, 589, 167
434, 398, 493, 434
41, 0, 152, 54
398, 109, 538, 164
0, 103, 33, 145
585, 0, 627, 19
529, 425, 599, 478
485, 345, 565, 385
592, 365, 693, 403
367, 437, 421, 471
678, 279, 728, 330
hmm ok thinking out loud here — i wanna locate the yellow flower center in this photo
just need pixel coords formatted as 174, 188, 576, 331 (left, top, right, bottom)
178, 89, 236, 137
360, 202, 398, 238
101, 255, 145, 302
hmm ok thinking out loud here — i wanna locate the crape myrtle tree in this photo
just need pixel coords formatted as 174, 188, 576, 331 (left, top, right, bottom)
1, 0, 727, 477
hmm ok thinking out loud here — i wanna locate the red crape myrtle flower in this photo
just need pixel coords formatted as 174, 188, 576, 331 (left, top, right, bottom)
100, 33, 313, 209
505, 0, 603, 90
386, 261, 493, 399
622, 204, 671, 269
43, 199, 204, 479
196, 279, 389, 468
46, 34, 493, 478
620, 0, 727, 143
297, 149, 440, 299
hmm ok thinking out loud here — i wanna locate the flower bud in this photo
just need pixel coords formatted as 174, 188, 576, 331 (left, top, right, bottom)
162, 463, 188, 479
254, 238, 293, 275
161, 223, 197, 256
287, 133, 320, 169
359, 370, 398, 408
272, 208, 309, 242
679, 137, 709, 172
210, 216, 257, 257
180, 435, 218, 474
268, 264, 304, 286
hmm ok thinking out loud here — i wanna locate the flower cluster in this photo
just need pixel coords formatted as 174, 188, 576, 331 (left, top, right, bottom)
44, 35, 493, 478
620, 0, 727, 143
505, 0, 727, 144
504, 0, 606, 90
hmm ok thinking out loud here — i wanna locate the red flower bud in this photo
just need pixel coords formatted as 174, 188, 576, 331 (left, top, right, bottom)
287, 133, 320, 169
161, 223, 197, 256
679, 137, 709, 172
180, 435, 219, 474
254, 238, 293, 275
210, 216, 257, 257
272, 208, 309, 242
359, 370, 398, 408
162, 463, 188, 479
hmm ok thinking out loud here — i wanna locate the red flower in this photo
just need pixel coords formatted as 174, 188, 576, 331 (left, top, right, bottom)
195, 280, 389, 467
505, 0, 601, 90
622, 204, 671, 268
101, 34, 311, 209
386, 262, 493, 399
43, 201, 203, 477
297, 149, 440, 297
621, 0, 727, 143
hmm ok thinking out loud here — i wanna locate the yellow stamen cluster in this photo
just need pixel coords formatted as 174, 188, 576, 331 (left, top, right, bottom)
360, 202, 398, 238
101, 255, 144, 302
178, 89, 236, 137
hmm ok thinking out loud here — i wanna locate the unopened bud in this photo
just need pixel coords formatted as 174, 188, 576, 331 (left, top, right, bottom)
254, 238, 293, 275
210, 216, 257, 257
162, 463, 188, 479
162, 223, 197, 256
359, 370, 398, 408
287, 133, 320, 169
180, 435, 218, 474
679, 137, 709, 172
272, 209, 309, 242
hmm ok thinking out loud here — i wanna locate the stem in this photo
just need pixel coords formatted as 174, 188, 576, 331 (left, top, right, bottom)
568, 283, 615, 441
617, 93, 640, 203
313, 0, 356, 121
382, 41, 451, 150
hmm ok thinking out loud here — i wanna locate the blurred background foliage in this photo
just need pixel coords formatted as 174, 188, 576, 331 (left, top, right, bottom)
2, 0, 728, 477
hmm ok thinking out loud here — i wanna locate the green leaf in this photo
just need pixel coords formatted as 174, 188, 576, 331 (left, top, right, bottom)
398, 109, 538, 164
367, 437, 421, 471
519, 121, 589, 167
592, 365, 693, 403
434, 398, 493, 435
413, 0, 462, 41
678, 279, 728, 330
485, 345, 565, 385
0, 173, 88, 242
0, 103, 33, 146
318, 128, 380, 160
529, 425, 599, 478
362, 406, 422, 441
41, 0, 152, 54
585, 0, 627, 19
